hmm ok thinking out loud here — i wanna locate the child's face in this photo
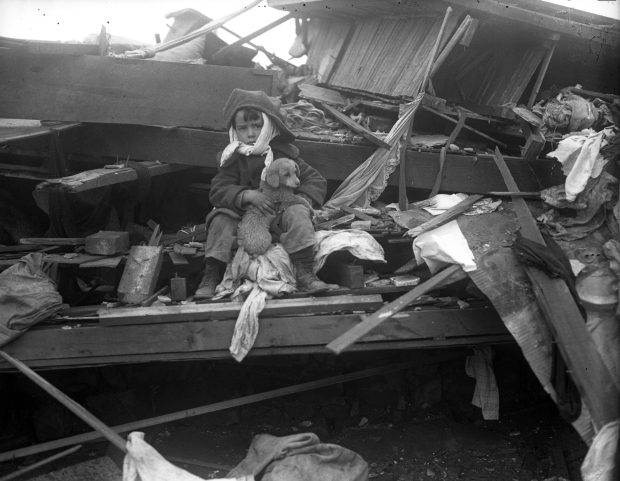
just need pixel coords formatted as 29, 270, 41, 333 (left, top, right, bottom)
234, 110, 264, 144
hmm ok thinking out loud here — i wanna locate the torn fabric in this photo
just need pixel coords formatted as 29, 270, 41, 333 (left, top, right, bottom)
465, 346, 499, 420
215, 244, 296, 362
123, 431, 247, 481
324, 94, 422, 209
314, 229, 386, 272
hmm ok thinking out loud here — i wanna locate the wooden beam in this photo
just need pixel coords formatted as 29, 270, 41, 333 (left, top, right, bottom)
0, 54, 276, 129
19, 237, 85, 246
319, 102, 391, 149
429, 146, 447, 198
492, 147, 619, 430
445, 0, 620, 47
422, 105, 507, 148
326, 264, 465, 354
0, 361, 424, 462
527, 33, 560, 108
98, 294, 383, 326
430, 15, 473, 77
16, 125, 563, 192
2, 307, 506, 368
0, 350, 127, 453
0, 445, 82, 481
212, 13, 293, 61
406, 194, 484, 238
154, 0, 263, 54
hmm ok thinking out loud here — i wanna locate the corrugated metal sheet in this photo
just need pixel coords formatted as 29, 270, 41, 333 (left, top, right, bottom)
325, 15, 459, 98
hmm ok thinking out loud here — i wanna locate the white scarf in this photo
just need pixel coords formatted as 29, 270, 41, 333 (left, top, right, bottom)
220, 113, 279, 180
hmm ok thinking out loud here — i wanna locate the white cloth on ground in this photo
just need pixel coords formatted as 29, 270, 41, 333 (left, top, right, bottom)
123, 432, 249, 481
412, 220, 477, 274
465, 346, 499, 420
581, 419, 619, 481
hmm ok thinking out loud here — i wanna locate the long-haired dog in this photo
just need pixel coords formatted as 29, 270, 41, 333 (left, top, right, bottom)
237, 158, 310, 256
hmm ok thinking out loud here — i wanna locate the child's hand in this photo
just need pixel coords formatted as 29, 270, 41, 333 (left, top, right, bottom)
243, 190, 275, 215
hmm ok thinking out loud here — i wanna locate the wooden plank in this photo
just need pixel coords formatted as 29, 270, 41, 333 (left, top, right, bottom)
429, 146, 447, 198
0, 36, 99, 55
0, 361, 421, 462
0, 54, 276, 129
527, 33, 560, 108
19, 237, 85, 246
21, 125, 563, 192
299, 84, 347, 106
319, 102, 391, 149
0, 445, 82, 481
447, 0, 620, 47
0, 350, 127, 453
212, 13, 293, 61
327, 264, 465, 354
406, 194, 484, 238
492, 147, 619, 429
3, 307, 506, 366
422, 105, 507, 148
35, 162, 188, 194
99, 294, 383, 326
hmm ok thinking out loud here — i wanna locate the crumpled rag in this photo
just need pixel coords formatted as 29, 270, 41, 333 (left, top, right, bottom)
465, 346, 499, 420
122, 432, 250, 481
215, 244, 297, 362
314, 229, 385, 273
0, 253, 63, 347
227, 432, 368, 481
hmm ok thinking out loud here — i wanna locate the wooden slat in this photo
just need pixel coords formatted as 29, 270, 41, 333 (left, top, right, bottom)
98, 294, 384, 326
34, 161, 188, 194
19, 237, 85, 246
0, 54, 276, 129
406, 194, 484, 238
492, 147, 619, 429
2, 307, 506, 368
13, 125, 564, 192
327, 265, 465, 354
319, 102, 391, 149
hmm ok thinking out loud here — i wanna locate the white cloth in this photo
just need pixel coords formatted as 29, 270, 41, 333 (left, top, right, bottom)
412, 221, 477, 274
465, 346, 499, 420
215, 244, 297, 362
123, 432, 248, 481
581, 419, 619, 481
220, 113, 278, 180
546, 127, 615, 201
313, 229, 386, 272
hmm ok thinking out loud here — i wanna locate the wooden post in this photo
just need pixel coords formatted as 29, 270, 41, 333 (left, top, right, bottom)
0, 350, 127, 453
527, 33, 560, 108
429, 146, 447, 198
430, 15, 472, 77
421, 7, 453, 94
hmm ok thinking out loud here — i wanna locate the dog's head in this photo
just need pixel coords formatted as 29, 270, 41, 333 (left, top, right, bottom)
264, 157, 301, 190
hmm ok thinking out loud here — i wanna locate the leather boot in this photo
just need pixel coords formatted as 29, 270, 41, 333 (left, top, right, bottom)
194, 257, 224, 299
290, 246, 338, 294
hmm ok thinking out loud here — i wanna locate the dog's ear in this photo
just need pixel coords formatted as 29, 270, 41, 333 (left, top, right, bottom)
294, 162, 300, 177
265, 167, 280, 188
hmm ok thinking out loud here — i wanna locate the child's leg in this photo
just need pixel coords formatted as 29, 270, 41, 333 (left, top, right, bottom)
278, 204, 316, 254
204, 213, 239, 264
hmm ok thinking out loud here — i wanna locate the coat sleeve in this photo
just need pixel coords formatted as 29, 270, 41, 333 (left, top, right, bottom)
208, 155, 247, 213
296, 156, 327, 208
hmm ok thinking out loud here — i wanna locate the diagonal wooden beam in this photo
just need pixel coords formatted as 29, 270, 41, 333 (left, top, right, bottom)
326, 264, 465, 354
492, 147, 619, 430
212, 13, 293, 61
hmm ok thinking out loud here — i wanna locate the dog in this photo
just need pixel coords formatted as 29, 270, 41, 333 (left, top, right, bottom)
237, 158, 311, 256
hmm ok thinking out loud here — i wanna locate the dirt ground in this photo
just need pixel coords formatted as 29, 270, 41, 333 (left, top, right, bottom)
0, 346, 587, 480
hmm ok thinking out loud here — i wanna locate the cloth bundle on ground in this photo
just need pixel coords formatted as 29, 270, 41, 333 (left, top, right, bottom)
0, 253, 63, 347
227, 432, 368, 481
122, 432, 251, 481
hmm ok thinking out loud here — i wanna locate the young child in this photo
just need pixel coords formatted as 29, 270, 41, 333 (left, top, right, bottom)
195, 88, 331, 298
